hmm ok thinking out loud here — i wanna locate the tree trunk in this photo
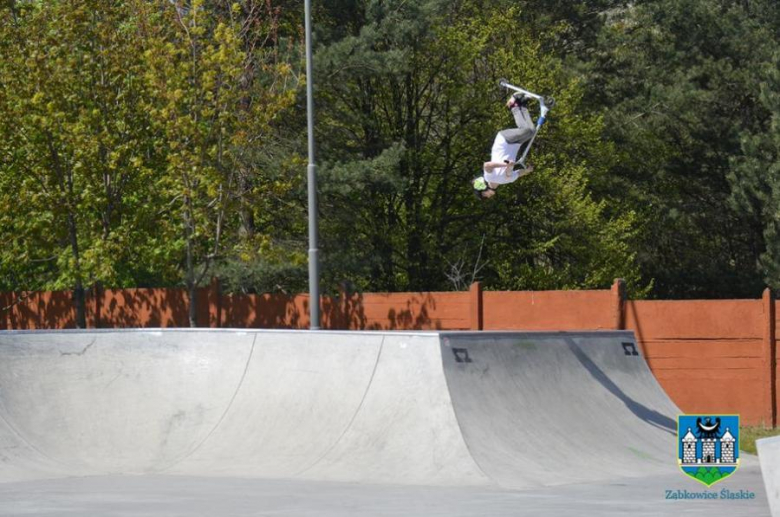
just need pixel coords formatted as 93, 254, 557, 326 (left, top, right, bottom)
188, 281, 198, 328
184, 193, 198, 328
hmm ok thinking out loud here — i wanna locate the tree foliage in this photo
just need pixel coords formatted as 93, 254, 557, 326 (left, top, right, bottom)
0, 0, 167, 325
731, 52, 780, 288
3, 0, 780, 310
586, 0, 779, 297
311, 0, 643, 293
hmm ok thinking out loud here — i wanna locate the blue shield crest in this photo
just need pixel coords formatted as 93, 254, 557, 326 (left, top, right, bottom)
678, 414, 739, 487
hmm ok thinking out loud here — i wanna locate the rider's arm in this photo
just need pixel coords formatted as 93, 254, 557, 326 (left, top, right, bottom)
483, 160, 514, 171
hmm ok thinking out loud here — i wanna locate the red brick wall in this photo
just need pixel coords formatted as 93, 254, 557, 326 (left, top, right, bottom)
344, 291, 470, 330
219, 291, 471, 330
1, 290, 76, 329
221, 293, 311, 329
626, 299, 768, 426
482, 289, 615, 330
99, 287, 192, 328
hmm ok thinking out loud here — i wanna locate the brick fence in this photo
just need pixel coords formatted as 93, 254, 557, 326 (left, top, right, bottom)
0, 279, 777, 427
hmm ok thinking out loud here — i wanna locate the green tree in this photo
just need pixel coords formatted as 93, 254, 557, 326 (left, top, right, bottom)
140, 0, 247, 326
205, 0, 303, 295
0, 0, 168, 325
586, 0, 778, 297
140, 0, 296, 323
730, 52, 780, 289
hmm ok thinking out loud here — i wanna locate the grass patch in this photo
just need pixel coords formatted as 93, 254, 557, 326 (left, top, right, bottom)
740, 426, 780, 454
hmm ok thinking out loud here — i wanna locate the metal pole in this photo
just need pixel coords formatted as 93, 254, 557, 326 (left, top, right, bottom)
304, 0, 320, 329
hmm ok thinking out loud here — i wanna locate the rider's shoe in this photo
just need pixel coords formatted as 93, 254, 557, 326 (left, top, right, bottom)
506, 93, 529, 109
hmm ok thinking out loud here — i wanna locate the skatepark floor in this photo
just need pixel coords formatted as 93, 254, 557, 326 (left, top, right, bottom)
0, 468, 769, 516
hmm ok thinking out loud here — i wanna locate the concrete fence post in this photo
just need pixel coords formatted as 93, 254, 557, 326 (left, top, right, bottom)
763, 288, 777, 428
0, 292, 8, 330
470, 282, 483, 331
9, 290, 20, 330
338, 283, 351, 330
611, 278, 626, 331
9, 291, 18, 330
92, 283, 102, 329
210, 277, 222, 328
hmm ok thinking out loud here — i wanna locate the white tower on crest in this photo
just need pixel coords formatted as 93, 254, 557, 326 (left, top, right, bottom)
681, 428, 697, 464
720, 428, 736, 464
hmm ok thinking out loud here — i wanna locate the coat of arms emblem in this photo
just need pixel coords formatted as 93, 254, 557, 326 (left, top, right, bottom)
678, 414, 739, 487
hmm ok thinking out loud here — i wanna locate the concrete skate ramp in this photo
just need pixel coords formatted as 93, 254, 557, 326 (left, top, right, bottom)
0, 329, 679, 488
758, 436, 780, 517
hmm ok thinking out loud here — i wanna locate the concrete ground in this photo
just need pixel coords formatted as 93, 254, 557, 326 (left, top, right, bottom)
0, 467, 769, 516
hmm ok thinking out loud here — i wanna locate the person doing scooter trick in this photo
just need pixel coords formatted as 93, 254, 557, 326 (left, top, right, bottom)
472, 87, 552, 199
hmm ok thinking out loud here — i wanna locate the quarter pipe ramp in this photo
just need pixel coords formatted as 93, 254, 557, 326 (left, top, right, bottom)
0, 329, 680, 488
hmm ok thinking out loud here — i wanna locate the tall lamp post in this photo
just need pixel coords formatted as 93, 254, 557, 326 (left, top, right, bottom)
304, 0, 320, 329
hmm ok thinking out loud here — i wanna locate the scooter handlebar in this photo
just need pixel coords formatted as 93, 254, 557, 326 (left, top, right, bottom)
502, 82, 543, 101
